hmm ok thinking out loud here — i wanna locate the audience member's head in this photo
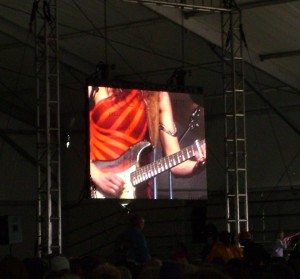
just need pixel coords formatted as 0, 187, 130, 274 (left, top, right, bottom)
185, 264, 231, 279
160, 261, 184, 279
138, 265, 160, 279
224, 258, 251, 279
80, 254, 103, 274
274, 229, 285, 240
238, 231, 252, 246
129, 214, 145, 230
90, 262, 122, 279
145, 257, 163, 267
0, 255, 30, 279
117, 265, 132, 279
49, 255, 70, 272
23, 257, 48, 279
219, 230, 231, 247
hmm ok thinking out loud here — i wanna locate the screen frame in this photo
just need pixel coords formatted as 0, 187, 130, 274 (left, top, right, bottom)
85, 80, 206, 200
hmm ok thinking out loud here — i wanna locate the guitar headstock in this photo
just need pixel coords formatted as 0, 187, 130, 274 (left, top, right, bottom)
189, 107, 201, 130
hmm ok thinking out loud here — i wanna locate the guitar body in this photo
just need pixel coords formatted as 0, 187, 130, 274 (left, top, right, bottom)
92, 141, 151, 199
91, 138, 204, 199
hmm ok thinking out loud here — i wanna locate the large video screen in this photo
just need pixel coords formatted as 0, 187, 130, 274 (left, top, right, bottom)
87, 83, 207, 200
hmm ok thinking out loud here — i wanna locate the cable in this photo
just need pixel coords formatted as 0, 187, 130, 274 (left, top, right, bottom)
29, 0, 40, 33
71, 0, 145, 82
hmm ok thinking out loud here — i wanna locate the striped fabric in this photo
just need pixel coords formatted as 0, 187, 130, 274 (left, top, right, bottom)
90, 89, 148, 161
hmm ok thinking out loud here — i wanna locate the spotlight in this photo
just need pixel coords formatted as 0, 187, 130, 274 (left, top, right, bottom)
66, 134, 70, 148
120, 200, 132, 214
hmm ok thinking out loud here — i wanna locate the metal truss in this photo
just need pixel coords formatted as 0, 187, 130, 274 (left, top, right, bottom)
124, 0, 231, 12
35, 0, 62, 257
221, 2, 249, 234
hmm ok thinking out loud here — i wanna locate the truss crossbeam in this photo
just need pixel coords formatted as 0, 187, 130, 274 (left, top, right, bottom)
124, 0, 231, 12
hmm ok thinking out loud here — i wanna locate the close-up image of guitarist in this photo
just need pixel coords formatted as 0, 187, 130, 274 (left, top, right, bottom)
88, 86, 206, 199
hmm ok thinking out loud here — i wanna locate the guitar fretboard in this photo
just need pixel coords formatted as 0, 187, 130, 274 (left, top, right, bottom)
131, 140, 201, 186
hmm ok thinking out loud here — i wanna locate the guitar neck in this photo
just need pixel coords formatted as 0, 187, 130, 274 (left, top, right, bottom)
131, 141, 199, 186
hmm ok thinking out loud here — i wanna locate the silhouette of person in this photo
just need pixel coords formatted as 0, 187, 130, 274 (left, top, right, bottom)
271, 229, 287, 258
207, 230, 243, 264
112, 214, 151, 267
238, 231, 270, 267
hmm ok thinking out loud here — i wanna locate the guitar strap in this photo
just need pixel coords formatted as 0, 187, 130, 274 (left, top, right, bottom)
144, 92, 160, 148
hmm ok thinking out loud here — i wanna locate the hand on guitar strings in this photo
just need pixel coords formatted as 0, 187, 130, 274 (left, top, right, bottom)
100, 173, 125, 196
171, 141, 206, 176
90, 162, 125, 197
193, 141, 206, 170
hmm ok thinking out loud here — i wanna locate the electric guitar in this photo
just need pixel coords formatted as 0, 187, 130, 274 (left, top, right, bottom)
91, 138, 205, 199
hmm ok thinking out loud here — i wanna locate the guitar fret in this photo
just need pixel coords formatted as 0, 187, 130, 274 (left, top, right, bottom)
146, 167, 153, 178
137, 174, 142, 184
157, 161, 164, 173
144, 167, 153, 179
177, 153, 182, 161
142, 171, 147, 181
170, 154, 176, 166
163, 157, 168, 169
181, 152, 185, 161
169, 155, 173, 167
131, 139, 204, 186
174, 154, 178, 165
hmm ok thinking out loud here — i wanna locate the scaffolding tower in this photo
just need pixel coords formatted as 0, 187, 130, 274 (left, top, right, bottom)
221, 3, 249, 234
35, 0, 62, 257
